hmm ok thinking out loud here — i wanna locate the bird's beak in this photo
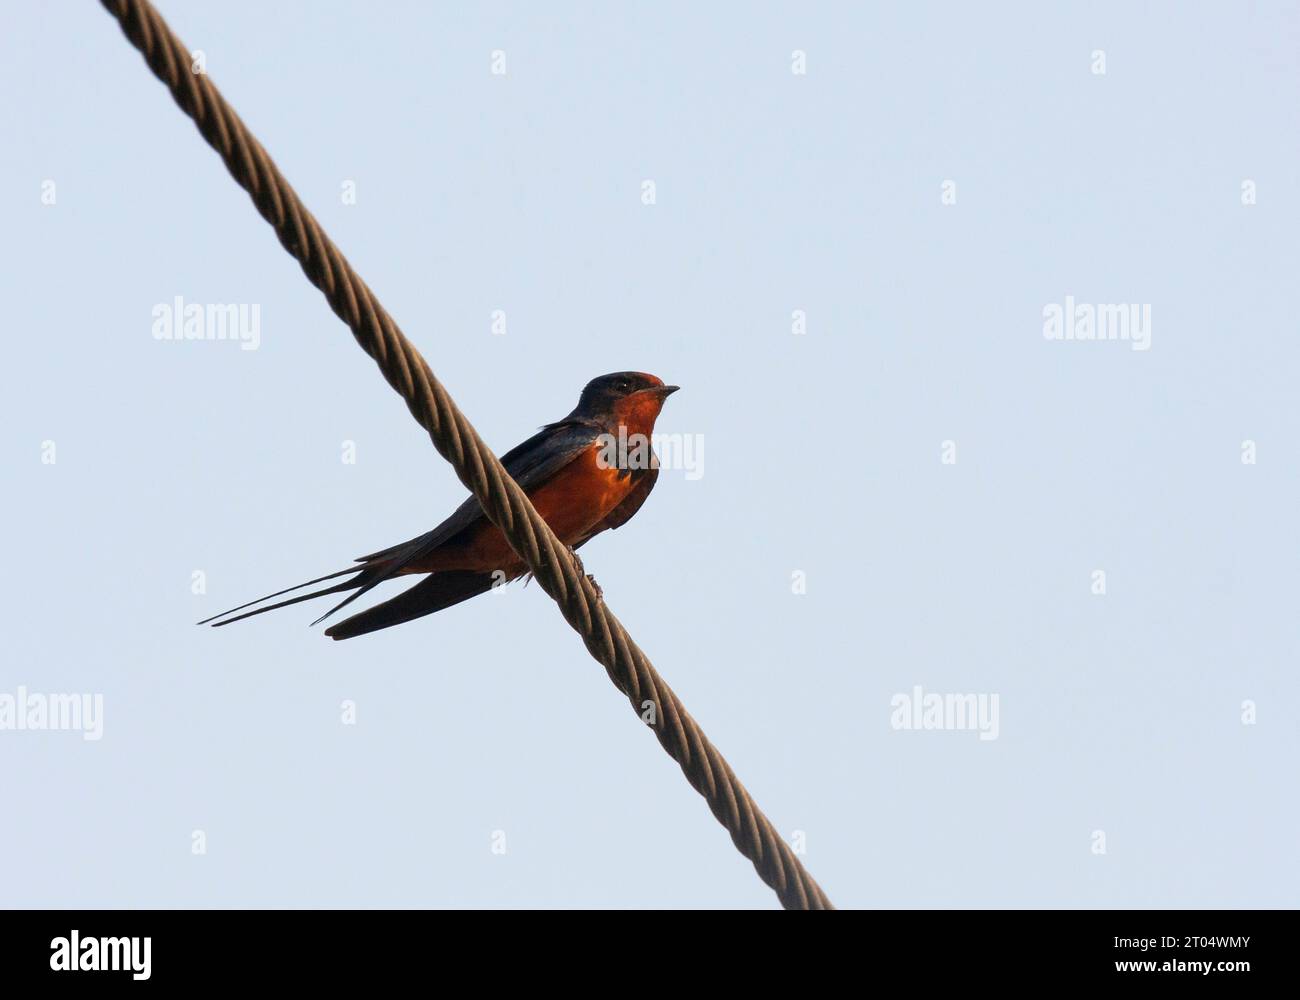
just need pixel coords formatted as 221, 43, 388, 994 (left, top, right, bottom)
658, 385, 680, 396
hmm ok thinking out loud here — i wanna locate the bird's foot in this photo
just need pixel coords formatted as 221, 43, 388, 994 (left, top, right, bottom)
565, 545, 603, 599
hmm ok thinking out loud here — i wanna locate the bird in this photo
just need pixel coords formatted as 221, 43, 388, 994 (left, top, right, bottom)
199, 371, 679, 640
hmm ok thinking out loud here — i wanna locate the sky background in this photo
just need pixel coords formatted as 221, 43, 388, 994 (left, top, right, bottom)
3, 1, 1298, 908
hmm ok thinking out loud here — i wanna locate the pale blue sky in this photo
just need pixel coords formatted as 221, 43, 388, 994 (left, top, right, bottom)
2, 1, 1297, 908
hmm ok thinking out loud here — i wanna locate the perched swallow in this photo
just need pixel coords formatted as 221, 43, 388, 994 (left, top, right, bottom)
200, 372, 678, 639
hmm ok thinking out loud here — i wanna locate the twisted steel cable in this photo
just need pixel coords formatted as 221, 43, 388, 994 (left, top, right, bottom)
100, 0, 833, 910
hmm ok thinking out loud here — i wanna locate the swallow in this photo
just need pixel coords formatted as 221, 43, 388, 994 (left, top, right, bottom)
199, 372, 679, 640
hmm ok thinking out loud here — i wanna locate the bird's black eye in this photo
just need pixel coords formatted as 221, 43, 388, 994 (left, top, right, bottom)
617, 378, 632, 391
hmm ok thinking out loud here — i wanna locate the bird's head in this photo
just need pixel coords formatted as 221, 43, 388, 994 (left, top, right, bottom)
572, 372, 679, 427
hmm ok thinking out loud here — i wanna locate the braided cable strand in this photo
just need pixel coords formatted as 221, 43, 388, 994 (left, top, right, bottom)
101, 0, 832, 910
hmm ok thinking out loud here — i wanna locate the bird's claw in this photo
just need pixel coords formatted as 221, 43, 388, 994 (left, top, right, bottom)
565, 545, 603, 599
